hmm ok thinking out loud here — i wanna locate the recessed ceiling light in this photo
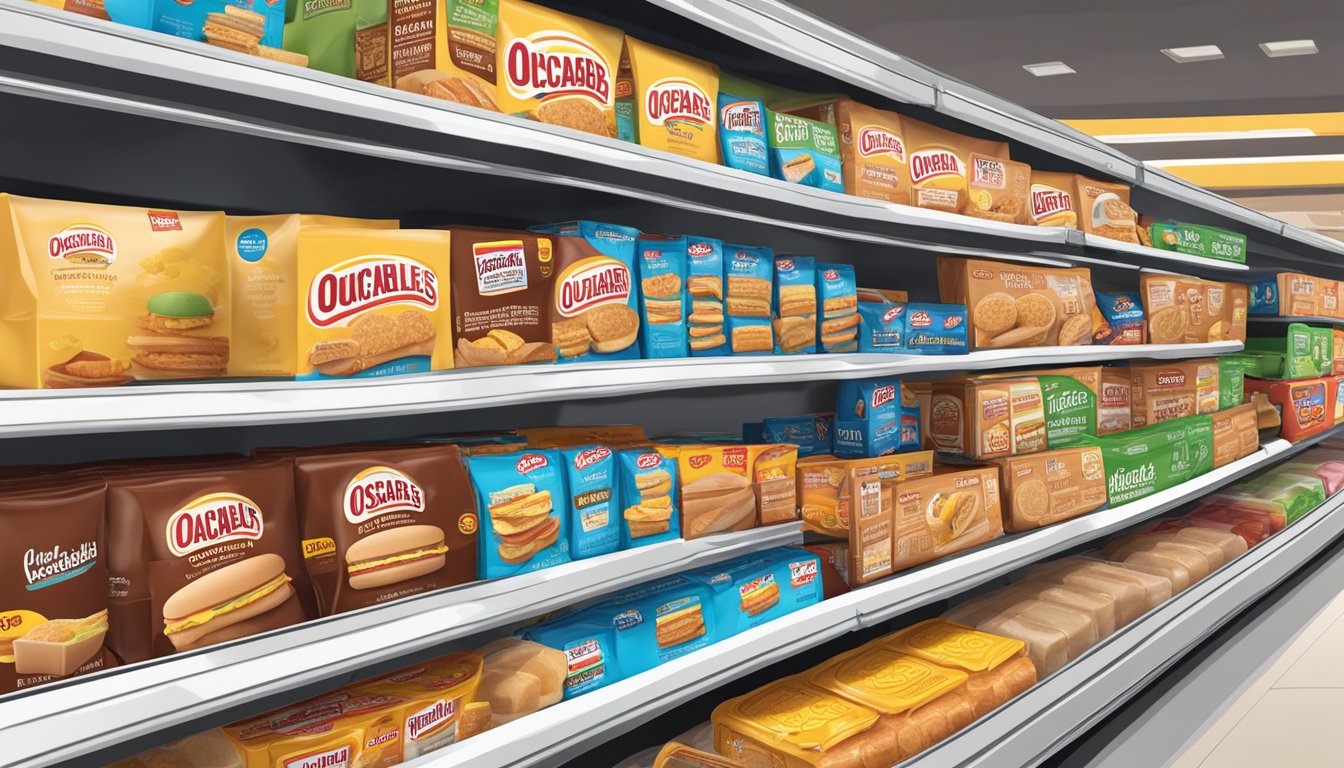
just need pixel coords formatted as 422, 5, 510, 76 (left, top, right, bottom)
1161, 45, 1225, 63
1022, 61, 1076, 77
1094, 128, 1317, 144
1260, 39, 1318, 57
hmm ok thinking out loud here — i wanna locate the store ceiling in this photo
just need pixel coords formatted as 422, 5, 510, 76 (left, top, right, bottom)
787, 0, 1343, 231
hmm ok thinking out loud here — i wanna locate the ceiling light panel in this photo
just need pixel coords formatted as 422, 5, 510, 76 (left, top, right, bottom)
1022, 61, 1075, 77
1162, 45, 1225, 63
1260, 39, 1319, 57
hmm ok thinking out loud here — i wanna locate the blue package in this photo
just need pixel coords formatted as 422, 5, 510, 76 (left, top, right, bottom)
1250, 279, 1279, 315
725, 244, 775, 356
903, 303, 969, 355
1093, 290, 1146, 345
616, 447, 681, 549
684, 547, 822, 635
152, 0, 284, 47
636, 237, 689, 359
686, 235, 730, 357
531, 221, 642, 364
900, 385, 921, 450
585, 575, 715, 676
470, 450, 571, 579
772, 255, 817, 354
817, 263, 859, 353
520, 612, 619, 700
561, 446, 620, 560
767, 110, 844, 193
834, 379, 907, 457
859, 300, 907, 353
742, 422, 766, 443
717, 93, 770, 176
760, 414, 833, 457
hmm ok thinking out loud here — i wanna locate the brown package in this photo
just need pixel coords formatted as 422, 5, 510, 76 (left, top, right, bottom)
106, 456, 310, 661
448, 227, 558, 368
1141, 274, 1247, 345
964, 154, 1031, 225
0, 477, 114, 694
889, 466, 1004, 574
938, 257, 1096, 349
930, 377, 1045, 460
903, 117, 1010, 214
1028, 171, 1079, 228
993, 447, 1107, 532
797, 452, 935, 538
784, 99, 908, 204
1073, 176, 1142, 243
1275, 273, 1326, 317
294, 444, 477, 617
747, 444, 799, 527
1212, 403, 1259, 468
1129, 359, 1220, 427
1099, 368, 1132, 435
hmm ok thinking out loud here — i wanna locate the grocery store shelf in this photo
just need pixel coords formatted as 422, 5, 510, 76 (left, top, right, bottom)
1078, 233, 1250, 273
1246, 315, 1344, 327
0, 342, 1243, 438
910, 471, 1344, 767
0, 2, 1331, 280
0, 523, 801, 768
405, 430, 1334, 768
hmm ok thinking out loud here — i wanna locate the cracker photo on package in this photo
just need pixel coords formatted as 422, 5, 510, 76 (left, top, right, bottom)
534, 221, 641, 363
772, 255, 817, 354
725, 244, 775, 355
817, 262, 859, 352
687, 235, 730, 356
636, 237, 689, 358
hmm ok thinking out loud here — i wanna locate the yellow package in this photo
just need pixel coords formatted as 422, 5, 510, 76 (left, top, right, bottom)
809, 644, 966, 715
223, 687, 407, 768
879, 618, 1025, 672
0, 193, 227, 389
713, 675, 879, 768
296, 227, 452, 379
797, 453, 934, 538
496, 0, 624, 139
1028, 171, 1078, 228
678, 445, 756, 539
361, 652, 483, 762
903, 116, 1009, 215
228, 214, 398, 378
615, 36, 719, 162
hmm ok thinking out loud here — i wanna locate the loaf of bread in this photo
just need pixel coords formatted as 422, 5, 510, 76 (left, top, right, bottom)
475, 637, 567, 725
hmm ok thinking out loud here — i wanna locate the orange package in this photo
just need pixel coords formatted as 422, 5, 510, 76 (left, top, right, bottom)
797, 452, 935, 538
1073, 176, 1142, 243
904, 117, 1010, 215
1028, 171, 1079, 228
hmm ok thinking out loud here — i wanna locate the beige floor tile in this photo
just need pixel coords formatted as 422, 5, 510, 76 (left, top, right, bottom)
1196, 689, 1344, 768
1274, 620, 1344, 688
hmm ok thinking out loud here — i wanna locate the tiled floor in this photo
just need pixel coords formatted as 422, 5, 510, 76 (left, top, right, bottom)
1173, 587, 1344, 767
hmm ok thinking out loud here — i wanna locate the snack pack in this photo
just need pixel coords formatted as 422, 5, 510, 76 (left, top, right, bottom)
1074, 176, 1142, 244
817, 263, 859, 352
964, 154, 1031, 225
561, 446, 620, 560
534, 221, 642, 364
767, 111, 843, 193
1028, 170, 1079, 228
684, 548, 822, 635
636, 237, 690, 359
1091, 290, 1146, 345
686, 235, 729, 356
724, 244, 775, 355
616, 447, 681, 548
771, 255, 817, 354
834, 379, 918, 457
448, 227, 557, 368
939, 256, 1096, 349
902, 303, 970, 354
615, 37, 719, 162
903, 116, 1010, 215
470, 450, 572, 579
154, 0, 284, 50
759, 414, 833, 458
716, 94, 769, 176
783, 99, 907, 203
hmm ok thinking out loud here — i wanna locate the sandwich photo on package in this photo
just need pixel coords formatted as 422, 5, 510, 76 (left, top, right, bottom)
0, 478, 113, 695
533, 221, 642, 364
772, 255, 817, 354
767, 110, 844, 193
106, 456, 311, 660
561, 445, 621, 560
678, 445, 757, 539
725, 244, 775, 355
684, 547, 823, 635
471, 450, 572, 579
636, 236, 690, 358
686, 235, 730, 356
294, 443, 478, 616
617, 447, 681, 548
449, 226, 558, 368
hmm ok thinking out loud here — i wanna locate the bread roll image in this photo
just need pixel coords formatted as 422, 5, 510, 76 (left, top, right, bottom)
345, 525, 450, 590
161, 553, 296, 652
477, 638, 567, 724
681, 474, 755, 539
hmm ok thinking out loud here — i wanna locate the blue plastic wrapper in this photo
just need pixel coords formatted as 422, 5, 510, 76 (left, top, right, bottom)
717, 93, 770, 176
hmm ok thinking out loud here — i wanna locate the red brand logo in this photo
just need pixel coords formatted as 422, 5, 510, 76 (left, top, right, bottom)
284, 745, 351, 768
872, 386, 897, 408
689, 454, 712, 470
147, 210, 182, 231
573, 446, 611, 470
720, 101, 762, 134
47, 225, 117, 265
823, 269, 839, 281
406, 699, 458, 742
516, 453, 548, 474
688, 242, 713, 257
504, 33, 611, 105
909, 149, 964, 184
307, 256, 438, 328
723, 448, 747, 469
776, 259, 794, 271
644, 78, 712, 126
343, 466, 425, 525
165, 493, 263, 557
1030, 184, 1073, 220
789, 559, 818, 586
857, 126, 905, 160
1113, 296, 1134, 312
636, 452, 661, 470
882, 306, 904, 323
910, 310, 932, 328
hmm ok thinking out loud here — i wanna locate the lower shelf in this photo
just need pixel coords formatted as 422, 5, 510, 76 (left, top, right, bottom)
408, 431, 1337, 768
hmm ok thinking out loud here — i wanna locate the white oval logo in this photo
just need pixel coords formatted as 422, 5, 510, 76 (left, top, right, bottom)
344, 466, 426, 524
166, 493, 263, 557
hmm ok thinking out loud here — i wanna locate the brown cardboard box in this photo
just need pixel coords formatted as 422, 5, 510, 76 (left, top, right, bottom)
1073, 176, 1142, 244
1028, 170, 1079, 228
964, 154, 1031, 225
1100, 368, 1132, 435
1142, 274, 1248, 345
938, 257, 1096, 349
784, 99, 908, 204
889, 466, 1004, 573
797, 452, 935, 538
1129, 359, 1220, 427
904, 117, 1010, 215
930, 377, 1044, 460
1212, 403, 1259, 468
993, 447, 1107, 532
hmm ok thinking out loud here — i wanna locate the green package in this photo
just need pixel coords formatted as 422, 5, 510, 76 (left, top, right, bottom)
1039, 374, 1098, 446
284, 0, 360, 78
1309, 327, 1333, 377
1150, 221, 1247, 264
1215, 469, 1324, 524
1247, 324, 1330, 378
767, 111, 844, 192
1217, 355, 1255, 409
1078, 414, 1214, 505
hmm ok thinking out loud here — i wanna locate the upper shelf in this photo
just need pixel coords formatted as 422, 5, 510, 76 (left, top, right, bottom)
0, 1, 1336, 279
0, 342, 1242, 438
